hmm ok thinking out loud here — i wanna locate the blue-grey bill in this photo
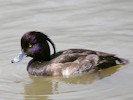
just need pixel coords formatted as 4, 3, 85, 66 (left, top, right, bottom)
11, 50, 26, 63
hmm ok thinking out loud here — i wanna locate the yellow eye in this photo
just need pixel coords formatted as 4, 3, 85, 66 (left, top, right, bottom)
28, 43, 33, 48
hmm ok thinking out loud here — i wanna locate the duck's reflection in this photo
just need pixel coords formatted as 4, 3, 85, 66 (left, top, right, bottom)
24, 65, 121, 100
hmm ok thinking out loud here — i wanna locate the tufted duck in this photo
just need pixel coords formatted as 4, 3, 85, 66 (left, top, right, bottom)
11, 31, 128, 76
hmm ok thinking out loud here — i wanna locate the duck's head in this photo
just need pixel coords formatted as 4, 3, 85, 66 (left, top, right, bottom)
12, 31, 56, 63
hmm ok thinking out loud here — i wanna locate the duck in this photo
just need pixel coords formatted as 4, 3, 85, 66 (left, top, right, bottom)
11, 31, 128, 76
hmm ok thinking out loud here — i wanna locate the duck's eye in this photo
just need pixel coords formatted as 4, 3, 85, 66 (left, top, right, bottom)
28, 43, 33, 48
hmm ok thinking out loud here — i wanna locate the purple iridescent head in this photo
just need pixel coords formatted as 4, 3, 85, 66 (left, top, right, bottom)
12, 31, 56, 63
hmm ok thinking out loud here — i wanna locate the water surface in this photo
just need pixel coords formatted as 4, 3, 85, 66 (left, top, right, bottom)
0, 0, 133, 100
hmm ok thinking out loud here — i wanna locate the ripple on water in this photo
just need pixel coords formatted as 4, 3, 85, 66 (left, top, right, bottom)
0, 0, 133, 100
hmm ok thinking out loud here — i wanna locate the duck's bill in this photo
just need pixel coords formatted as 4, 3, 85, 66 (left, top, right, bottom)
11, 50, 27, 63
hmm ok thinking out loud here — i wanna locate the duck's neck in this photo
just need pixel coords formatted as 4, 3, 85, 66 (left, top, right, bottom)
34, 40, 51, 61
33, 57, 50, 62
33, 52, 51, 61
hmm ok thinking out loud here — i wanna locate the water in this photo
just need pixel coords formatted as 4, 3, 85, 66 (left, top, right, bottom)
0, 0, 133, 100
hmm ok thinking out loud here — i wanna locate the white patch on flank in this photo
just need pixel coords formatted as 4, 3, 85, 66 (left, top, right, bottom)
62, 68, 71, 76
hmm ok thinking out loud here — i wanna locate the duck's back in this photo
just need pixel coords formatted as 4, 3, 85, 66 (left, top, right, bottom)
45, 49, 127, 76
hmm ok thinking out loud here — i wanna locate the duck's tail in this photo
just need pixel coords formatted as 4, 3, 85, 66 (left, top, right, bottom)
115, 57, 129, 65
97, 56, 128, 70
